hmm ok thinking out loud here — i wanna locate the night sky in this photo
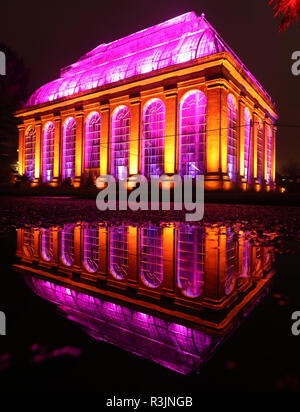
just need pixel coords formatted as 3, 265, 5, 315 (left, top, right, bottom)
1, 0, 299, 172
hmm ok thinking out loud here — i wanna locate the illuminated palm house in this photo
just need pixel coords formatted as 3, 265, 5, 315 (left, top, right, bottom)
16, 11, 277, 191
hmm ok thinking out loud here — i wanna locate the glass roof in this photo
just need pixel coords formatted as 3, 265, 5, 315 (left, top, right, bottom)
26, 11, 271, 107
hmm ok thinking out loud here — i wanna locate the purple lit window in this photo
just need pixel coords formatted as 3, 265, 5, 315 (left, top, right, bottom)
111, 106, 130, 180
140, 226, 163, 288
142, 99, 165, 178
177, 226, 204, 298
244, 108, 251, 181
266, 126, 272, 184
225, 231, 237, 295
42, 122, 55, 182
109, 226, 128, 280
227, 94, 238, 182
62, 117, 76, 179
179, 90, 207, 177
42, 229, 53, 261
257, 120, 264, 184
61, 226, 74, 266
83, 227, 99, 273
24, 228, 35, 257
25, 126, 36, 180
85, 112, 101, 170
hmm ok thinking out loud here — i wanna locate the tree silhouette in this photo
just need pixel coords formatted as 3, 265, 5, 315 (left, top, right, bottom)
269, 0, 300, 31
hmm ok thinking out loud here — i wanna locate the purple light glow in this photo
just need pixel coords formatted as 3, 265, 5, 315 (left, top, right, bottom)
111, 106, 130, 180
267, 125, 272, 184
26, 12, 272, 107
227, 94, 238, 182
42, 122, 55, 182
179, 90, 207, 177
85, 112, 101, 170
244, 108, 251, 181
257, 120, 264, 184
41, 229, 54, 261
142, 99, 165, 178
24, 126, 36, 180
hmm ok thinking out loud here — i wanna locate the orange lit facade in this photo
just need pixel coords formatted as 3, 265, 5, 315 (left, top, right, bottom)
15, 12, 278, 191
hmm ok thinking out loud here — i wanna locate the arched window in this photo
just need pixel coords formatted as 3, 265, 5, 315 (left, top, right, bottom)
257, 120, 264, 184
266, 126, 272, 184
111, 106, 130, 180
225, 230, 237, 295
109, 226, 128, 280
177, 226, 205, 298
41, 229, 53, 261
25, 126, 36, 180
244, 108, 251, 181
83, 226, 99, 273
43, 122, 55, 182
140, 226, 163, 288
85, 112, 101, 170
62, 117, 76, 179
179, 90, 207, 177
142, 99, 165, 178
227, 94, 238, 182
61, 226, 74, 266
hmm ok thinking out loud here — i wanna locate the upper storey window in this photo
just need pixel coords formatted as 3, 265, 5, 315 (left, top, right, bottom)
111, 106, 130, 180
179, 90, 207, 177
85, 112, 101, 170
43, 122, 55, 182
25, 126, 36, 180
62, 117, 76, 179
244, 108, 251, 181
227, 94, 238, 182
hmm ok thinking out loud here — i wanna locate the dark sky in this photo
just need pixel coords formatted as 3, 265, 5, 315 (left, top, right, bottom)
1, 0, 299, 172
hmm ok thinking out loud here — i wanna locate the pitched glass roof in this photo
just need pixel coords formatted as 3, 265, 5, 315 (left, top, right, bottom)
26, 11, 271, 107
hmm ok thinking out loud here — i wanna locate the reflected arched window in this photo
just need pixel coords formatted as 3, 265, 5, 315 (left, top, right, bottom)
244, 108, 251, 181
23, 228, 35, 257
257, 120, 264, 184
142, 99, 165, 178
42, 229, 53, 261
43, 122, 55, 182
227, 94, 238, 182
25, 126, 36, 180
111, 106, 130, 180
225, 230, 237, 295
61, 226, 74, 266
85, 112, 101, 170
177, 226, 205, 298
109, 226, 128, 280
179, 90, 207, 177
266, 126, 272, 184
62, 117, 76, 179
140, 226, 163, 288
83, 227, 99, 273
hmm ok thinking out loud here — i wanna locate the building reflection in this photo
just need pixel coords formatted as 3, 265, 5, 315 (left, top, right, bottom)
14, 223, 274, 374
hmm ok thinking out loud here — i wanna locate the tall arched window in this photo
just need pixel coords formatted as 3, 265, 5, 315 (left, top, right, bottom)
25, 126, 36, 180
177, 226, 205, 298
61, 226, 74, 266
83, 226, 99, 273
257, 120, 264, 184
179, 90, 207, 177
23, 228, 35, 257
244, 108, 251, 181
140, 226, 163, 288
111, 106, 130, 180
109, 226, 128, 280
62, 117, 76, 179
41, 229, 53, 261
225, 230, 237, 295
43, 122, 55, 182
266, 126, 272, 184
85, 112, 101, 170
142, 99, 165, 178
227, 94, 238, 182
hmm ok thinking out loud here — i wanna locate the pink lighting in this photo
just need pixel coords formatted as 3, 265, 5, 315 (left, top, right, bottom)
227, 94, 238, 182
179, 90, 207, 177
111, 106, 130, 180
43, 122, 55, 182
142, 99, 165, 178
24, 126, 36, 180
257, 120, 264, 184
244, 108, 251, 181
85, 112, 101, 170
26, 12, 272, 107
62, 117, 76, 179
267, 125, 272, 184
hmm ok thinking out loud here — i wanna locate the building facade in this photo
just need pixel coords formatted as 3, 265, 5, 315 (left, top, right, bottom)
16, 12, 278, 191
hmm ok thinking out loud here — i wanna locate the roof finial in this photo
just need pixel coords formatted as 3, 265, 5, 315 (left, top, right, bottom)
201, 12, 205, 20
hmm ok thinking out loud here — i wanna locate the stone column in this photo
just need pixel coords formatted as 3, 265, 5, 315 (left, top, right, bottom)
239, 99, 246, 182
162, 226, 175, 295
17, 124, 25, 175
272, 126, 277, 185
127, 226, 139, 286
100, 107, 110, 176
252, 112, 259, 184
129, 99, 140, 175
164, 90, 177, 174
52, 115, 61, 186
33, 119, 42, 185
